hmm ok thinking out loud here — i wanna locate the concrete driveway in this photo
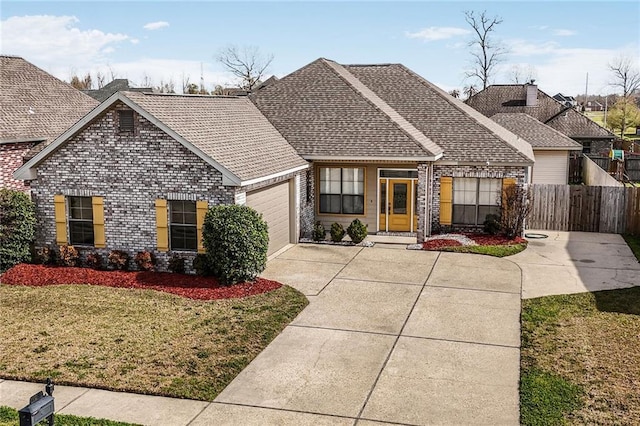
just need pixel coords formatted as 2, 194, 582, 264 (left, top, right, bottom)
511, 231, 640, 299
207, 244, 522, 425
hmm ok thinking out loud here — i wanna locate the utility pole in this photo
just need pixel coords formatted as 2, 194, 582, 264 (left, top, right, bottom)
200, 62, 205, 94
584, 72, 589, 112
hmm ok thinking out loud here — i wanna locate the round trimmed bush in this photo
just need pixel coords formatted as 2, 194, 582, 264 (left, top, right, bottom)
347, 218, 368, 244
202, 205, 269, 285
0, 189, 36, 273
330, 222, 345, 242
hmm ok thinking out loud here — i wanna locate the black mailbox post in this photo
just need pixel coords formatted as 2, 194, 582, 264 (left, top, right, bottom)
18, 378, 54, 426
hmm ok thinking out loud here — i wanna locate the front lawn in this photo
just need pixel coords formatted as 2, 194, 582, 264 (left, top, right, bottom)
0, 406, 138, 426
0, 283, 307, 401
623, 234, 640, 262
422, 233, 527, 257
520, 288, 640, 424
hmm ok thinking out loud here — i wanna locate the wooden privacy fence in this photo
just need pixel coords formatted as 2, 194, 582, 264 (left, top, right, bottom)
527, 184, 640, 235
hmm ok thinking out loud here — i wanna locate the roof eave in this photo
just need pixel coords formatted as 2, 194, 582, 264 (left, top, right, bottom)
303, 154, 443, 162
240, 163, 309, 187
533, 146, 583, 151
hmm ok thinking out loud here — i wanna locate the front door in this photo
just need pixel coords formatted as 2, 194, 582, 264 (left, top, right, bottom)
379, 178, 412, 232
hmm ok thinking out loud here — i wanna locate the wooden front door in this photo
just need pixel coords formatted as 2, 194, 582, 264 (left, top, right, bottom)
379, 178, 413, 232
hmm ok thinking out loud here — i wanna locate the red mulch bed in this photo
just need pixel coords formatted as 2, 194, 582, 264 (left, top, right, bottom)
422, 234, 526, 250
0, 264, 281, 300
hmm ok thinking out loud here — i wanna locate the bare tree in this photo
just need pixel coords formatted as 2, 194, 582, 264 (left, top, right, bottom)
509, 64, 537, 84
464, 10, 507, 90
448, 89, 460, 98
217, 45, 274, 91
95, 71, 106, 89
69, 72, 92, 90
463, 84, 478, 99
609, 55, 640, 97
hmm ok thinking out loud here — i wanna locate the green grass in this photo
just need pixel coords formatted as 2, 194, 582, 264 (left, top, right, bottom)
623, 234, 640, 262
0, 284, 307, 401
521, 288, 640, 424
0, 406, 139, 426
442, 242, 527, 257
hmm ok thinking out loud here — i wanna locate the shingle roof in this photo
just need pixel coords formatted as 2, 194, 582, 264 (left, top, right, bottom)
84, 79, 152, 102
466, 84, 615, 140
252, 59, 533, 163
250, 59, 442, 160
491, 113, 582, 150
0, 55, 99, 144
344, 63, 533, 163
118, 92, 307, 182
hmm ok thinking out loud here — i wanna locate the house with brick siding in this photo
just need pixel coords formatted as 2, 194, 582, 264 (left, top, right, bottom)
14, 91, 308, 270
251, 58, 535, 241
0, 55, 99, 191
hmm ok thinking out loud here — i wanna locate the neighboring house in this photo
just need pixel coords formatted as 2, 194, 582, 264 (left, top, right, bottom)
553, 93, 578, 108
491, 113, 583, 184
0, 55, 99, 190
585, 100, 604, 112
14, 92, 308, 269
466, 84, 616, 154
83, 79, 152, 102
251, 58, 534, 240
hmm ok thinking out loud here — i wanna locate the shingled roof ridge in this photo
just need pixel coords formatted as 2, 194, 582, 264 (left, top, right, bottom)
123, 91, 242, 100
320, 59, 443, 158
395, 64, 534, 163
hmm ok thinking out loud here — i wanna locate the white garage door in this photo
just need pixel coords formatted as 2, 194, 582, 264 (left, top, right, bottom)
532, 151, 569, 184
246, 181, 291, 256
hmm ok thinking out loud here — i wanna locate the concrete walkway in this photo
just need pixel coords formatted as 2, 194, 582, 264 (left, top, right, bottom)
1, 244, 522, 425
512, 230, 640, 299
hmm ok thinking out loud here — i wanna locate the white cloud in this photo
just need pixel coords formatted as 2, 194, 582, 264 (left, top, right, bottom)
0, 15, 129, 72
130, 38, 140, 45
553, 29, 576, 36
143, 21, 169, 31
499, 41, 639, 95
405, 27, 470, 41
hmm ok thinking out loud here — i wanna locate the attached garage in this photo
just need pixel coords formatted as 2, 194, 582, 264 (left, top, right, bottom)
532, 150, 569, 184
246, 180, 293, 256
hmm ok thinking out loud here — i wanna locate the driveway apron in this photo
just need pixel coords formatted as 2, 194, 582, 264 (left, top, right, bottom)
215, 244, 522, 425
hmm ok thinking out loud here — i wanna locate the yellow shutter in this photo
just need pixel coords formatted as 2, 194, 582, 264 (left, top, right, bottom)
54, 194, 67, 245
502, 178, 516, 209
196, 201, 208, 253
155, 199, 168, 252
439, 177, 453, 226
92, 197, 106, 248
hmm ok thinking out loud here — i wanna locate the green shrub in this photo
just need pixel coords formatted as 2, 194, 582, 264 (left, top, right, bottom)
0, 189, 36, 273
330, 222, 345, 242
202, 205, 268, 285
483, 214, 501, 235
107, 250, 130, 271
192, 253, 210, 276
37, 245, 57, 265
347, 218, 368, 244
58, 245, 79, 267
312, 221, 325, 241
168, 254, 185, 274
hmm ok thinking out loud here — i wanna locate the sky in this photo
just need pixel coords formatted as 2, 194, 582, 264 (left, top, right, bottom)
1, 1, 639, 97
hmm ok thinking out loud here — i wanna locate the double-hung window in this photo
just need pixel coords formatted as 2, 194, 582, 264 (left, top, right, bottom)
68, 197, 94, 245
170, 201, 197, 251
452, 178, 501, 225
319, 167, 365, 215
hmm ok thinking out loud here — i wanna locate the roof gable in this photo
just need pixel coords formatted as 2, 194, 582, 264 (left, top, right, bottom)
491, 113, 582, 150
0, 55, 99, 144
15, 92, 307, 185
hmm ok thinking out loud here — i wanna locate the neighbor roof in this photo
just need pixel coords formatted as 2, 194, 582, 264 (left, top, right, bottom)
0, 55, 99, 144
252, 58, 532, 163
466, 84, 615, 140
84, 79, 152, 102
15, 91, 308, 185
491, 113, 582, 150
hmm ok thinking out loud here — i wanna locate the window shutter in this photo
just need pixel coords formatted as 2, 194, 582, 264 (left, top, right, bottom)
155, 199, 168, 252
196, 201, 208, 253
91, 197, 106, 248
439, 177, 453, 226
54, 194, 67, 245
502, 178, 516, 209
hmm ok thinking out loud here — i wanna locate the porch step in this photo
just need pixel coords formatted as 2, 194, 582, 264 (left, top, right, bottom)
365, 235, 417, 245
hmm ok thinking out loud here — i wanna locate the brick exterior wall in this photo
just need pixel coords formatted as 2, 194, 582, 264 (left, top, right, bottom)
30, 103, 235, 272
0, 141, 37, 191
430, 164, 527, 235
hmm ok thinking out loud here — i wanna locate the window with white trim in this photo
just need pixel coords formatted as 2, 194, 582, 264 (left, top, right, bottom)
452, 178, 501, 225
319, 167, 365, 214
68, 196, 94, 245
170, 200, 197, 251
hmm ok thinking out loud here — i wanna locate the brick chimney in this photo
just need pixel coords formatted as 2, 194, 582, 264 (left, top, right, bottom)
525, 82, 538, 107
